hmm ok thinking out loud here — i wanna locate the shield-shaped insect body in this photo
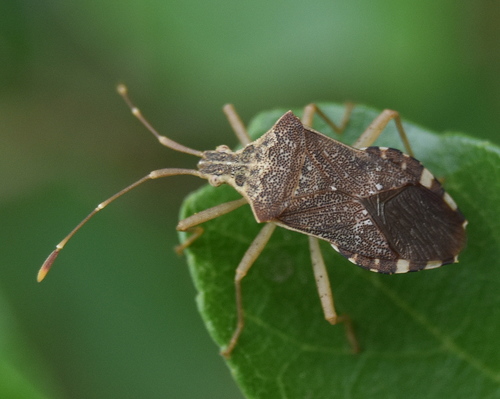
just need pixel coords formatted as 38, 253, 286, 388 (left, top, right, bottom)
199, 111, 466, 274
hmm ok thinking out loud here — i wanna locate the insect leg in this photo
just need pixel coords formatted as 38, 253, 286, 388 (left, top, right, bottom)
308, 236, 338, 323
175, 197, 248, 253
352, 109, 414, 156
308, 236, 360, 353
302, 103, 354, 134
221, 222, 277, 358
223, 104, 252, 146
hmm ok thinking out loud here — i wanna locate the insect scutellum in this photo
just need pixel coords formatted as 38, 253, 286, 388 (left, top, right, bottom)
38, 85, 467, 358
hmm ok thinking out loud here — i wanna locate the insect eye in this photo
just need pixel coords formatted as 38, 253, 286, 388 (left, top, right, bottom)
215, 145, 231, 152
209, 176, 223, 187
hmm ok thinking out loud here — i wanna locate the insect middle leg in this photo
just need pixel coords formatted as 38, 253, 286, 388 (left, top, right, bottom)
301, 108, 360, 353
221, 222, 277, 358
308, 237, 360, 353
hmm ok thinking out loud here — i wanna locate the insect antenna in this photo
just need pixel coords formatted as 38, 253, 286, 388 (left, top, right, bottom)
37, 168, 203, 283
37, 85, 207, 282
117, 84, 204, 157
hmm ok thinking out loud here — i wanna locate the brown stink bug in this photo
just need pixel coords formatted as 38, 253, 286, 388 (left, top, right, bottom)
38, 85, 467, 357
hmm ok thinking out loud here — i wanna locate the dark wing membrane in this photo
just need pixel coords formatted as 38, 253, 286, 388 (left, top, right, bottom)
360, 185, 467, 263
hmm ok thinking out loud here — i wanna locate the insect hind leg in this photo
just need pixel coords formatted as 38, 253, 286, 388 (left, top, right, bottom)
353, 109, 414, 156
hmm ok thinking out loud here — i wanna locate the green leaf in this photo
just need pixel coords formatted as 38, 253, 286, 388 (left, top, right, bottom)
179, 104, 500, 398
0, 294, 58, 399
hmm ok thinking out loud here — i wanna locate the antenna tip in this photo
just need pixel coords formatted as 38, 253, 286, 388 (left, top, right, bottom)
37, 249, 60, 282
117, 84, 128, 96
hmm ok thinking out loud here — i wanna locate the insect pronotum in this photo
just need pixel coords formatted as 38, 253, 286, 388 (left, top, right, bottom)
38, 85, 467, 358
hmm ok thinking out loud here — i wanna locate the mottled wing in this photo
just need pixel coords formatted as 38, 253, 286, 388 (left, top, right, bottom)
275, 127, 467, 274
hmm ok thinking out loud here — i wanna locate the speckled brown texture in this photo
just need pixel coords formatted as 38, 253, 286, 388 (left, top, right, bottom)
197, 111, 467, 274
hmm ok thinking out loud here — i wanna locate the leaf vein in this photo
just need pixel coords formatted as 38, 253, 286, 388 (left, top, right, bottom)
366, 275, 500, 383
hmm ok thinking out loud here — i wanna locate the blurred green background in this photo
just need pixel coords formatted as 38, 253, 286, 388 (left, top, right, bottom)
1, 1, 499, 398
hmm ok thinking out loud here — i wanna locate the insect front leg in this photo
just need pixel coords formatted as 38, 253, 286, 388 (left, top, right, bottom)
353, 109, 414, 156
302, 103, 354, 134
176, 197, 248, 253
308, 237, 360, 354
223, 104, 252, 146
221, 222, 277, 358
